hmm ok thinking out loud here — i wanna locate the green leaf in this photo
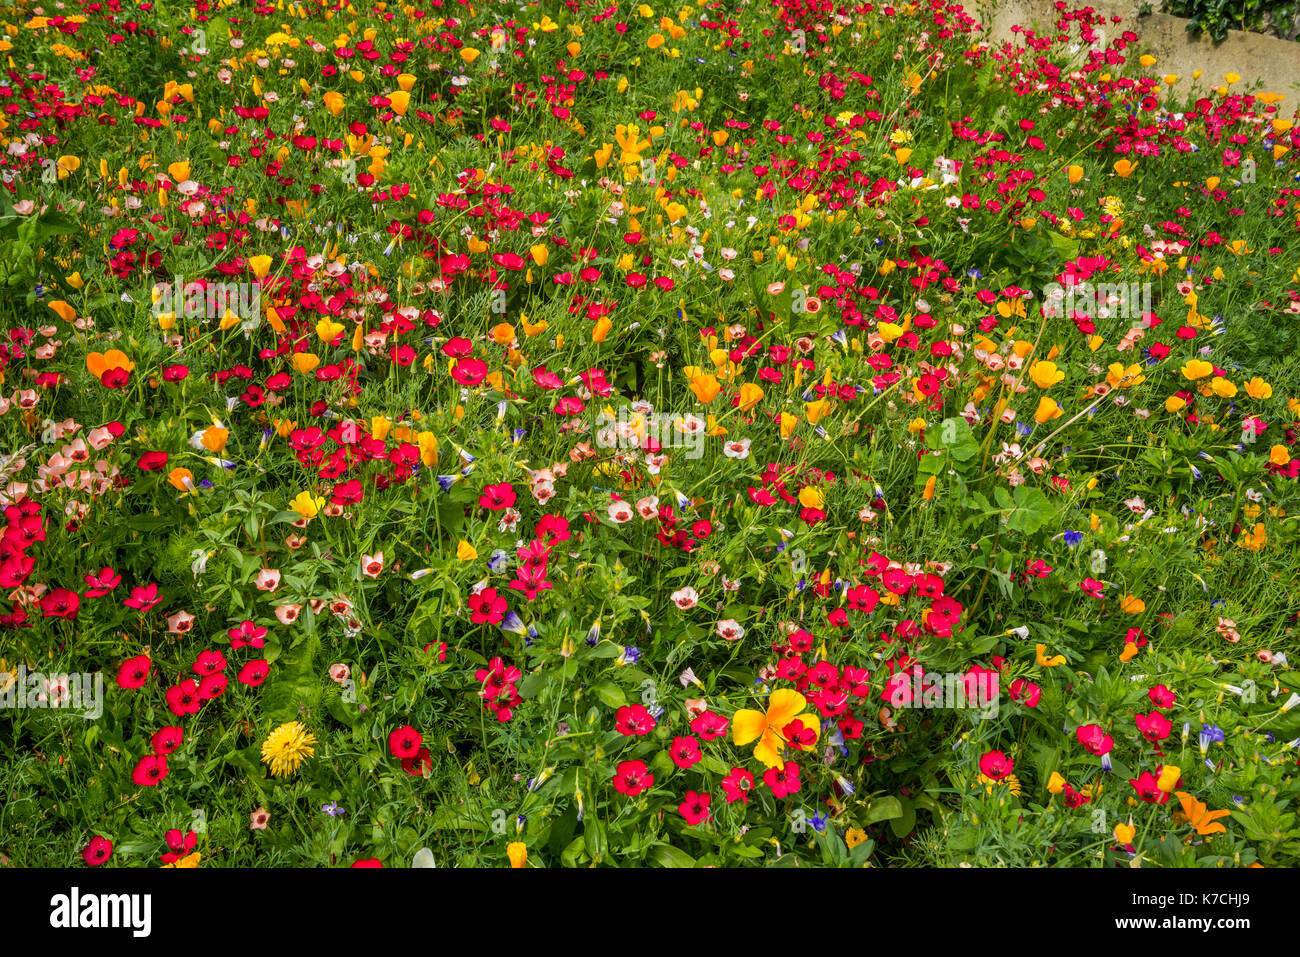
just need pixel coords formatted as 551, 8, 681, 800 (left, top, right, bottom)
591, 680, 626, 709
650, 843, 697, 868
862, 796, 904, 825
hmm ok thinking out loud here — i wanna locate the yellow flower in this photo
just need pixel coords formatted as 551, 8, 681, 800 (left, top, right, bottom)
1156, 764, 1181, 793
1034, 396, 1063, 424
417, 431, 438, 467
1106, 362, 1145, 388
1028, 360, 1065, 389
1209, 377, 1236, 398
388, 90, 410, 116
689, 372, 721, 403
1114, 821, 1136, 844
260, 721, 317, 777
200, 425, 229, 453
1181, 359, 1214, 381
1243, 377, 1272, 400
797, 486, 824, 510
732, 688, 820, 769
248, 254, 273, 280
1119, 594, 1145, 614
1036, 644, 1065, 667
1165, 395, 1187, 414
845, 827, 868, 849
1269, 445, 1291, 467
804, 398, 831, 424
167, 468, 195, 493
1047, 771, 1066, 794
457, 540, 478, 561
461, 47, 481, 63
737, 382, 764, 411
161, 851, 201, 868
289, 491, 325, 520
323, 91, 344, 116
506, 842, 527, 868
1067, 164, 1084, 184
291, 353, 321, 374
1174, 791, 1231, 835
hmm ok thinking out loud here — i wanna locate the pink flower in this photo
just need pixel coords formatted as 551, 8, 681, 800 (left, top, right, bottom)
255, 569, 282, 592
361, 552, 384, 578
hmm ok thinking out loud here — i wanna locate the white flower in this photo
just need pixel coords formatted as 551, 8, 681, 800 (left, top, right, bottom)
636, 495, 660, 520
716, 619, 745, 641
607, 502, 634, 524
723, 438, 752, 459
671, 586, 699, 609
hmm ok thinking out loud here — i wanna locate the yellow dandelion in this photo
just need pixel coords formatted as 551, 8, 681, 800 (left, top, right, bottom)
261, 721, 317, 777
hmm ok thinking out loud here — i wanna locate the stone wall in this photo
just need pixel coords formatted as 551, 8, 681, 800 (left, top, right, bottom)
974, 0, 1300, 103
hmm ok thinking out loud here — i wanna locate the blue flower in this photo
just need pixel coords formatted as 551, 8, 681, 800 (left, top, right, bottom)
1063, 530, 1083, 547
1202, 723, 1225, 743
619, 645, 642, 666
809, 811, 828, 833
488, 549, 510, 572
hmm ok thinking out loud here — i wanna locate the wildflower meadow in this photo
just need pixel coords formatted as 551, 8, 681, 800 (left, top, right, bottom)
1, 0, 1299, 875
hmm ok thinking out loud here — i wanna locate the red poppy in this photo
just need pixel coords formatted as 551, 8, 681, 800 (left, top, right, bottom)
117, 655, 152, 690
389, 724, 424, 759
613, 759, 654, 796
678, 790, 711, 825
132, 754, 169, 787
152, 726, 184, 755
82, 836, 113, 866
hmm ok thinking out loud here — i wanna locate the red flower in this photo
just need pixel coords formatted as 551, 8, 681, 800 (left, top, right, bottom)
237, 660, 269, 686
123, 583, 162, 612
1135, 710, 1173, 742
351, 859, 383, 867
151, 726, 184, 755
116, 655, 151, 690
39, 588, 80, 619
1148, 684, 1176, 709
132, 754, 169, 787
193, 649, 227, 675
83, 566, 122, 597
81, 836, 113, 866
137, 451, 169, 471
1009, 678, 1041, 708
1076, 724, 1114, 756
763, 761, 802, 799
389, 724, 424, 759
401, 747, 433, 776
669, 735, 703, 770
165, 679, 201, 716
198, 672, 228, 700
678, 790, 711, 825
721, 767, 755, 804
468, 587, 507, 625
479, 482, 517, 510
690, 710, 729, 741
1129, 770, 1171, 804
614, 704, 656, 736
612, 759, 654, 796
979, 750, 1014, 780
228, 620, 266, 650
